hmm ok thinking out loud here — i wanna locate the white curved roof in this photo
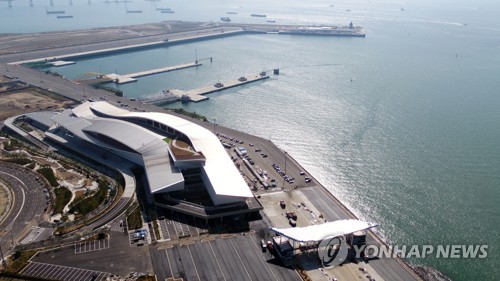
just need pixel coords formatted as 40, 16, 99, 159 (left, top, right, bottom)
271, 220, 378, 242
51, 105, 184, 194
89, 102, 253, 200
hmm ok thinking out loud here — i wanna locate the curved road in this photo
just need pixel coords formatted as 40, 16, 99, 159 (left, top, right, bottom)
0, 162, 47, 254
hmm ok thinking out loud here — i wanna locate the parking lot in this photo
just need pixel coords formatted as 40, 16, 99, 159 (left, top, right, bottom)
75, 238, 110, 254
216, 132, 316, 196
128, 228, 151, 247
151, 231, 301, 281
156, 213, 211, 241
20, 261, 110, 281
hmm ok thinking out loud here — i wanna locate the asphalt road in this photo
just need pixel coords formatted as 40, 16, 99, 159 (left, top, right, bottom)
0, 162, 47, 254
151, 232, 301, 281
32, 231, 153, 277
0, 25, 421, 280
0, 26, 243, 64
300, 186, 419, 281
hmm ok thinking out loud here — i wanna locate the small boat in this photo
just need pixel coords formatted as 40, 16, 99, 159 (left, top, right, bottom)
226, 11, 238, 15
251, 13, 267, 18
220, 17, 231, 22
57, 15, 73, 18
267, 20, 276, 23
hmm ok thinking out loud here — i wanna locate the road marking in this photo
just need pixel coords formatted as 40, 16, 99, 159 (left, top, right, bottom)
164, 249, 174, 280
208, 240, 227, 281
44, 265, 59, 279
59, 267, 76, 280
187, 244, 201, 281
229, 238, 253, 281
249, 233, 279, 281
0, 171, 26, 234
36, 262, 52, 277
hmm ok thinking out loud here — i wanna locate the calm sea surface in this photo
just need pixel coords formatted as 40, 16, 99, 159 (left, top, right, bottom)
2, 0, 500, 280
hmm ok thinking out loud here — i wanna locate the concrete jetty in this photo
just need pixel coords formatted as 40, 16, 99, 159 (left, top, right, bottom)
104, 62, 201, 84
50, 60, 75, 67
175, 73, 270, 102
142, 73, 270, 104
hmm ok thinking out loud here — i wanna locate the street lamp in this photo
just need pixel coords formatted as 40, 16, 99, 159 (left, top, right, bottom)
213, 119, 216, 135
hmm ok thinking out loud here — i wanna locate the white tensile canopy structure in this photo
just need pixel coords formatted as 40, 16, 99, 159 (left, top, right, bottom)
271, 219, 379, 242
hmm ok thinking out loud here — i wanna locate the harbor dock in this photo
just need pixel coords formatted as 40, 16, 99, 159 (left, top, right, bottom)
104, 62, 201, 84
49, 60, 75, 67
0, 21, 422, 281
142, 73, 270, 104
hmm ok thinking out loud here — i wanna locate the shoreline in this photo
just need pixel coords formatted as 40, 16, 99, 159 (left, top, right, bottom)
0, 22, 425, 280
203, 122, 423, 280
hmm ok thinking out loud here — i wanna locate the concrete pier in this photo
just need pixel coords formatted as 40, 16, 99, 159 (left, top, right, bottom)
171, 73, 270, 103
104, 62, 201, 84
50, 60, 76, 67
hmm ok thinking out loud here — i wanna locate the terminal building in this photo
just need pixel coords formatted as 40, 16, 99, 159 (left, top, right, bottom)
8, 101, 262, 220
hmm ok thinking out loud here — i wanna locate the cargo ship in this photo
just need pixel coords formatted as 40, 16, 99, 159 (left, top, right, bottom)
57, 15, 74, 19
220, 17, 231, 22
251, 13, 267, 17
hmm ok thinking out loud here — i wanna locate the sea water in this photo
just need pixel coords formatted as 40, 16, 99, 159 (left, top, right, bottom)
3, 0, 500, 279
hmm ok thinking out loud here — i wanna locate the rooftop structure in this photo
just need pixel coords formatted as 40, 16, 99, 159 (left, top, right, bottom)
20, 101, 258, 219
270, 220, 378, 266
271, 219, 378, 242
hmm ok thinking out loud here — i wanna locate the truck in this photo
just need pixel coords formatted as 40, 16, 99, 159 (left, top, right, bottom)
280, 200, 286, 209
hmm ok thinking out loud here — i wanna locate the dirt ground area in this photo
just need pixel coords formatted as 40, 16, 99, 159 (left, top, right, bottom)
0, 88, 73, 121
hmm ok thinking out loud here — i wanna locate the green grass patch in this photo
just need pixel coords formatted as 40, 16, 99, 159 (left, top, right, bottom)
127, 205, 143, 230
3, 139, 22, 151
53, 186, 72, 214
36, 166, 58, 187
163, 137, 172, 144
69, 179, 109, 216
153, 220, 160, 240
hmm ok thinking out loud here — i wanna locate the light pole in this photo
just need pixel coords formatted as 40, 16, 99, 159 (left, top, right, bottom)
213, 119, 216, 135
82, 84, 86, 98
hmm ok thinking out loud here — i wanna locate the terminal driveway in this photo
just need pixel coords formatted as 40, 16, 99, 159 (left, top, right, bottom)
151, 232, 301, 281
0, 162, 46, 254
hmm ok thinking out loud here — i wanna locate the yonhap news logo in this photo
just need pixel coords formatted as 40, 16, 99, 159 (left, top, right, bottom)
318, 235, 349, 267
318, 236, 489, 268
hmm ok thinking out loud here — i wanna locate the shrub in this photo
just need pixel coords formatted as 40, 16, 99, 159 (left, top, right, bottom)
53, 186, 72, 214
37, 166, 58, 187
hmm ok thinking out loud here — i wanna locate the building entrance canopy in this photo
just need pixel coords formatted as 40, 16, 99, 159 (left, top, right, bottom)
270, 219, 378, 242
